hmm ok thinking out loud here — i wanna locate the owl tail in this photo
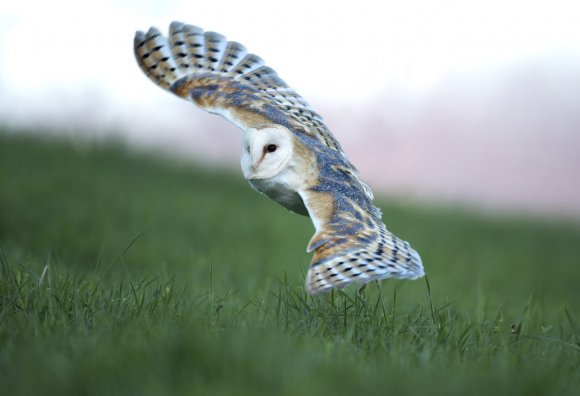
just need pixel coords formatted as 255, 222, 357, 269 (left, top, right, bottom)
134, 22, 271, 96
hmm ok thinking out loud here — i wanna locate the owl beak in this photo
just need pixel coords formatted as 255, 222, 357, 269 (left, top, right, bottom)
251, 151, 266, 174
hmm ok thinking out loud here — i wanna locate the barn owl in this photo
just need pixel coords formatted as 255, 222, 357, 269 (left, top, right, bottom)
134, 22, 425, 295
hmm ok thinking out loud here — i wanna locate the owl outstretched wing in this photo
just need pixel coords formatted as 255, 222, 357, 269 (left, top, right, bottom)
296, 141, 424, 295
134, 22, 345, 155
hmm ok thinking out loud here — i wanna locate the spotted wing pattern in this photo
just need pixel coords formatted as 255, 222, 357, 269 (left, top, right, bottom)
297, 136, 425, 295
134, 22, 344, 154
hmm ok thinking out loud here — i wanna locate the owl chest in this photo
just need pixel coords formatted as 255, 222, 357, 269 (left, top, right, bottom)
249, 175, 309, 216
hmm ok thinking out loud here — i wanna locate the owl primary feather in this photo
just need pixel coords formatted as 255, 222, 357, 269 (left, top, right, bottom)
134, 22, 425, 294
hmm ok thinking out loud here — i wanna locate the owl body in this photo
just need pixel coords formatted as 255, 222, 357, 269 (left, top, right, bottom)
134, 22, 425, 294
249, 175, 310, 216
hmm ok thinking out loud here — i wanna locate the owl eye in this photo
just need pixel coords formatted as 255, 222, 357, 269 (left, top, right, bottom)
265, 144, 278, 153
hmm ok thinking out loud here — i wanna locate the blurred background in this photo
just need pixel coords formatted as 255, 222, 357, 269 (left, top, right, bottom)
1, 0, 579, 218
2, 3, 580, 393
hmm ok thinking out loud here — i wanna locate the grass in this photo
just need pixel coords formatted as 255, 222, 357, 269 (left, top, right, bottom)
0, 130, 579, 395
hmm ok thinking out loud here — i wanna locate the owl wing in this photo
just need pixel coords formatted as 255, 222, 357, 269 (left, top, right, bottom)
297, 145, 424, 295
134, 22, 345, 155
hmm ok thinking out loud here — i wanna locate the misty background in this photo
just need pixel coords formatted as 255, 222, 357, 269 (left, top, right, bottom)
1, 0, 579, 217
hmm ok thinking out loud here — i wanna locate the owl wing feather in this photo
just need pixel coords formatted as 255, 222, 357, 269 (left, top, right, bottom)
134, 22, 345, 155
134, 22, 424, 294
296, 141, 424, 295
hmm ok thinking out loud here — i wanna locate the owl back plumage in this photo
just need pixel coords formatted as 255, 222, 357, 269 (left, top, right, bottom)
295, 139, 424, 295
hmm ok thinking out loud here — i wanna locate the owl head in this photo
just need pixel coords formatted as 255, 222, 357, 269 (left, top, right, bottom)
241, 126, 293, 180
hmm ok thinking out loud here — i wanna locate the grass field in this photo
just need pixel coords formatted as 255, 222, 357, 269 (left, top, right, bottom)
1, 131, 579, 395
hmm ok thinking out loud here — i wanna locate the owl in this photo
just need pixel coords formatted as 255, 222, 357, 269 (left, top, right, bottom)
134, 22, 425, 295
